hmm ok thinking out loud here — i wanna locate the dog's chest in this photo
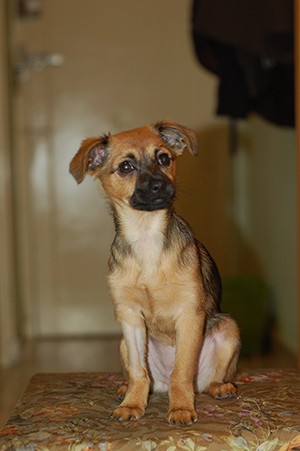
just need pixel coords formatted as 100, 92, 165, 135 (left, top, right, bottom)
132, 232, 163, 274
122, 210, 165, 276
110, 209, 200, 338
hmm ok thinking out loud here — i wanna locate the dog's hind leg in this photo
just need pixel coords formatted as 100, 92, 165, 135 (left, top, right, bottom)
196, 314, 240, 399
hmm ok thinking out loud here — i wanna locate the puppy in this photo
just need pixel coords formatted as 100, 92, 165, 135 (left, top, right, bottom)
69, 120, 240, 426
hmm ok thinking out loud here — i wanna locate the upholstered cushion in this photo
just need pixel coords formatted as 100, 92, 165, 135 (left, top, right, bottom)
0, 370, 299, 450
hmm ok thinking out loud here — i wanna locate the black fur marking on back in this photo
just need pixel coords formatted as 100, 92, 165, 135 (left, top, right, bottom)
164, 211, 194, 256
196, 240, 222, 313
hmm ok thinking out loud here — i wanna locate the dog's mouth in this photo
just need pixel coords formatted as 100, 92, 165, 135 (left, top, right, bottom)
129, 173, 175, 211
130, 195, 174, 211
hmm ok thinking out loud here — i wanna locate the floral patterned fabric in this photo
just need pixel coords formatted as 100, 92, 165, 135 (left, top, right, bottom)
0, 370, 299, 450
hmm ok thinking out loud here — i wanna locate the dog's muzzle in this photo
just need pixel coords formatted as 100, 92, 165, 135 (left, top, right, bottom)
129, 171, 175, 211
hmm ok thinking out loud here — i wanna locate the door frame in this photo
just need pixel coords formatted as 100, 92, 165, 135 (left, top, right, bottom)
0, 1, 19, 367
295, 0, 300, 367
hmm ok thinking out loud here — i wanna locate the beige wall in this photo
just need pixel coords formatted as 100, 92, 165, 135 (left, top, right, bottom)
1, 0, 298, 356
9, 0, 232, 337
0, 2, 19, 367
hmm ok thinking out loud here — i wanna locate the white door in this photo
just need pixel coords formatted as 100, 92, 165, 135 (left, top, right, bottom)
9, 0, 219, 337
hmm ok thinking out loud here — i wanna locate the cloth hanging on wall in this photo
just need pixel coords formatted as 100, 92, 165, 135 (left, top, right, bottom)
192, 0, 294, 127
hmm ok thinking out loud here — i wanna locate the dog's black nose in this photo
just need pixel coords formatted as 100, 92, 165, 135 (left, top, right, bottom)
149, 178, 165, 193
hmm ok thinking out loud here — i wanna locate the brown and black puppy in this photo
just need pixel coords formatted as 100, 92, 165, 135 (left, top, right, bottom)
70, 120, 240, 426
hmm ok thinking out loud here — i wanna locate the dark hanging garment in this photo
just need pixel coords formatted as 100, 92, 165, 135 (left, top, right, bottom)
191, 0, 295, 127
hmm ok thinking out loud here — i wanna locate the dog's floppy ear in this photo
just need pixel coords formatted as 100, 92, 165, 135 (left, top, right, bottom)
154, 120, 198, 156
69, 135, 110, 184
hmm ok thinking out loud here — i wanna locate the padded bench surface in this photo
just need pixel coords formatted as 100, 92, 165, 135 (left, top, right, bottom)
0, 370, 299, 450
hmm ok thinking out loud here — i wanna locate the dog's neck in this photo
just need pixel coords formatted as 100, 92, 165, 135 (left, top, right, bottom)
111, 203, 169, 261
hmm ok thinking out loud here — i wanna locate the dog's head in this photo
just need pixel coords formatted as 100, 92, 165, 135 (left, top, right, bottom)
69, 120, 198, 211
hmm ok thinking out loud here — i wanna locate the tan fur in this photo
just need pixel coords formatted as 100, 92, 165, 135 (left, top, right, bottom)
70, 120, 240, 426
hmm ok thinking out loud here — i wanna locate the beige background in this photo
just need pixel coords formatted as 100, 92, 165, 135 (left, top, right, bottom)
0, 0, 297, 365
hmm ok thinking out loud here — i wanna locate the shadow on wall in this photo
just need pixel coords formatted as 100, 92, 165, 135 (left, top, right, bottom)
175, 124, 232, 274
175, 122, 274, 357
175, 123, 263, 277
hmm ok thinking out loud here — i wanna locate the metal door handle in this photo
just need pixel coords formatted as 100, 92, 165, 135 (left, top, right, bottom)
15, 45, 65, 82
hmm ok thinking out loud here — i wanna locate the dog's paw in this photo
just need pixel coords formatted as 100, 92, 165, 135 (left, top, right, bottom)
111, 405, 144, 421
168, 408, 197, 426
207, 382, 237, 400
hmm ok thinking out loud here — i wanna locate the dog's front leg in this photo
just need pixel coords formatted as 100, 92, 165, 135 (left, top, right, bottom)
168, 311, 204, 426
112, 321, 150, 421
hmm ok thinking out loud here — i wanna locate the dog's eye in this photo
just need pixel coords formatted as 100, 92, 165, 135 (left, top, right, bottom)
157, 153, 171, 167
118, 160, 135, 176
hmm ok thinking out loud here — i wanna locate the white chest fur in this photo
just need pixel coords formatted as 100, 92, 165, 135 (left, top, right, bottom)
118, 207, 167, 275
